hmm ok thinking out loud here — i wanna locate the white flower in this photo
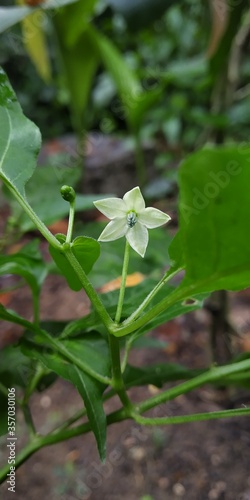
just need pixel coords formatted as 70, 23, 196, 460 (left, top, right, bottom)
93, 186, 171, 257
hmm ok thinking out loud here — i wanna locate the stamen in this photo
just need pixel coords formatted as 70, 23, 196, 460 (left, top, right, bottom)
127, 212, 137, 228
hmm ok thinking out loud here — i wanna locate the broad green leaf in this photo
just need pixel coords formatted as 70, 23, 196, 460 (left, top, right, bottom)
21, 333, 110, 460
54, 20, 99, 131
176, 147, 250, 293
124, 363, 203, 389
0, 68, 41, 197
0, 0, 78, 33
168, 231, 185, 272
49, 234, 100, 291
0, 240, 47, 298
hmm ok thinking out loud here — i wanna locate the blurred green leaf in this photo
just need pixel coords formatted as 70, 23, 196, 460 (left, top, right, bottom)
49, 234, 100, 291
0, 240, 47, 298
175, 147, 250, 293
56, 0, 98, 46
19, 8, 51, 83
0, 0, 78, 33
54, 20, 99, 131
124, 362, 203, 389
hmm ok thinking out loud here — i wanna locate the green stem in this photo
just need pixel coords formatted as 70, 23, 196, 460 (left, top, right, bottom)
115, 240, 130, 324
134, 407, 250, 426
40, 329, 112, 386
7, 184, 60, 249
109, 334, 134, 412
66, 198, 75, 244
22, 404, 36, 437
123, 267, 183, 325
113, 263, 250, 337
0, 408, 127, 485
137, 357, 250, 414
121, 339, 131, 373
23, 363, 45, 403
64, 247, 114, 331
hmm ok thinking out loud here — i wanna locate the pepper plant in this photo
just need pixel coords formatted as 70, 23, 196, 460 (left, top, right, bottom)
1, 67, 250, 484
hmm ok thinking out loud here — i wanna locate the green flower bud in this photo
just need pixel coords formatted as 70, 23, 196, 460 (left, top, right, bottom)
60, 185, 76, 203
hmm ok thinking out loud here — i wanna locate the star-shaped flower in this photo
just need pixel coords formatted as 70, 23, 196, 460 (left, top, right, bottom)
93, 186, 171, 257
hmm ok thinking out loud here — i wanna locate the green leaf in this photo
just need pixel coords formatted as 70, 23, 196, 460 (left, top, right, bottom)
54, 20, 99, 131
0, 240, 47, 297
177, 147, 250, 293
0, 0, 78, 33
124, 363, 203, 389
88, 25, 142, 128
61, 279, 207, 339
0, 67, 41, 197
168, 231, 185, 272
21, 333, 110, 460
49, 234, 100, 291
20, 9, 51, 83
0, 344, 33, 389
0, 304, 38, 332
56, 0, 98, 47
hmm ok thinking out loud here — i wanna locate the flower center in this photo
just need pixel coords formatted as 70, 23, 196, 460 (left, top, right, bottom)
127, 211, 137, 228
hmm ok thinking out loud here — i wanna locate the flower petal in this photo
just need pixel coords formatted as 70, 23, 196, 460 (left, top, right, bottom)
94, 198, 126, 219
98, 218, 127, 242
126, 222, 148, 257
123, 186, 145, 213
139, 207, 171, 228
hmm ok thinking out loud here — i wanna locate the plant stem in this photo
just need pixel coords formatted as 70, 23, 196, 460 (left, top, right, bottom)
39, 329, 112, 386
134, 407, 250, 426
108, 334, 134, 412
66, 198, 75, 244
0, 408, 127, 484
123, 267, 183, 325
137, 357, 250, 414
64, 247, 114, 331
115, 240, 130, 324
22, 404, 36, 437
7, 184, 60, 249
23, 363, 45, 403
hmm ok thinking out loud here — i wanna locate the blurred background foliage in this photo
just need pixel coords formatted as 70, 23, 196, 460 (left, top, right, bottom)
0, 0, 249, 151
